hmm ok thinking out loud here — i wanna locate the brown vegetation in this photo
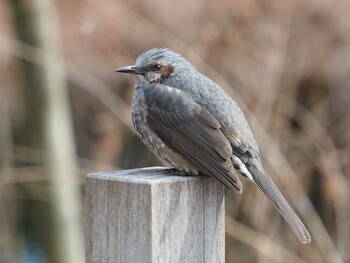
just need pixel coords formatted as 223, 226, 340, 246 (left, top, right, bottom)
1, 0, 349, 262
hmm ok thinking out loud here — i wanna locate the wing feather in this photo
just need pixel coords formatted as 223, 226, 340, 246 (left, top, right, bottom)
145, 84, 242, 192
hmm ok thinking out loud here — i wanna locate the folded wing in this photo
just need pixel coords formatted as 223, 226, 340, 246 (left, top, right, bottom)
144, 84, 242, 192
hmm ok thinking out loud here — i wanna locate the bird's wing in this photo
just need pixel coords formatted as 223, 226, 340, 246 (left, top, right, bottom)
144, 84, 242, 192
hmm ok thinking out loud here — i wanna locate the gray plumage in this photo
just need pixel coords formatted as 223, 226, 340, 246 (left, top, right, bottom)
116, 47, 311, 244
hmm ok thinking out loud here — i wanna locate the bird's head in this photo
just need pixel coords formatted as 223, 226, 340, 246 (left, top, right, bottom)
115, 48, 193, 86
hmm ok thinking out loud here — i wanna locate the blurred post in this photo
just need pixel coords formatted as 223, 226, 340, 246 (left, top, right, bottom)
86, 167, 225, 263
0, 95, 18, 262
10, 0, 84, 262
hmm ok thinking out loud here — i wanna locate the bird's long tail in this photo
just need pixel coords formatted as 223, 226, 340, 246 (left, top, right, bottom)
249, 164, 311, 244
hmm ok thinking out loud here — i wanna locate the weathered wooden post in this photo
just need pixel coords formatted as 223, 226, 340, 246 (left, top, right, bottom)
86, 167, 225, 263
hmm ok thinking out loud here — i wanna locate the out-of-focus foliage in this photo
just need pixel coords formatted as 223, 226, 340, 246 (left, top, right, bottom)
0, 0, 349, 262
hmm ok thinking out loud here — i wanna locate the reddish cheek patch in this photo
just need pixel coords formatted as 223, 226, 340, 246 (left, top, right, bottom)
160, 65, 174, 81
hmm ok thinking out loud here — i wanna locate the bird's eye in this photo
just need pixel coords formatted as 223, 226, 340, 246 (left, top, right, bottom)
153, 64, 162, 71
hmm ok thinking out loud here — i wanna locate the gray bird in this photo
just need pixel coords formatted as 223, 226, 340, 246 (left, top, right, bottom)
116, 48, 311, 244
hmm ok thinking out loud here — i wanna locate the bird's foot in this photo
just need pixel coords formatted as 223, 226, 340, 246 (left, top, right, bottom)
164, 168, 180, 175
164, 168, 191, 176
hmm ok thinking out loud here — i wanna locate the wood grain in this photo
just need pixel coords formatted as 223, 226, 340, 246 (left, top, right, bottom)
86, 167, 225, 263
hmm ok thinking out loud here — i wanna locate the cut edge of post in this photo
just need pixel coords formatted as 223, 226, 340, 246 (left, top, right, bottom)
86, 166, 212, 185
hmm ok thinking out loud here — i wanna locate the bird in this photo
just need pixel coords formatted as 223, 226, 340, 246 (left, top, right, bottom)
115, 47, 311, 244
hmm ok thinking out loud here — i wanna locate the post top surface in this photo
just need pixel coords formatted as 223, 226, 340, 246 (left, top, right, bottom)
87, 166, 211, 185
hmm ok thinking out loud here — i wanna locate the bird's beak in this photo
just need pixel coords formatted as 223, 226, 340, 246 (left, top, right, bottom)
115, 65, 144, 75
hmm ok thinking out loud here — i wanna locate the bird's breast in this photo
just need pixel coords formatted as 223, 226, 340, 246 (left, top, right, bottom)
131, 88, 198, 174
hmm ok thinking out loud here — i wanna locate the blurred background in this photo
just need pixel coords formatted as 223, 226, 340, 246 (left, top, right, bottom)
0, 0, 349, 262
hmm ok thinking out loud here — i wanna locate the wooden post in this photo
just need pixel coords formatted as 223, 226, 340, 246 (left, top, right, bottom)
86, 167, 225, 263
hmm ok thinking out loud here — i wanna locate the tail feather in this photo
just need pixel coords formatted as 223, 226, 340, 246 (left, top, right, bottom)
249, 165, 311, 244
